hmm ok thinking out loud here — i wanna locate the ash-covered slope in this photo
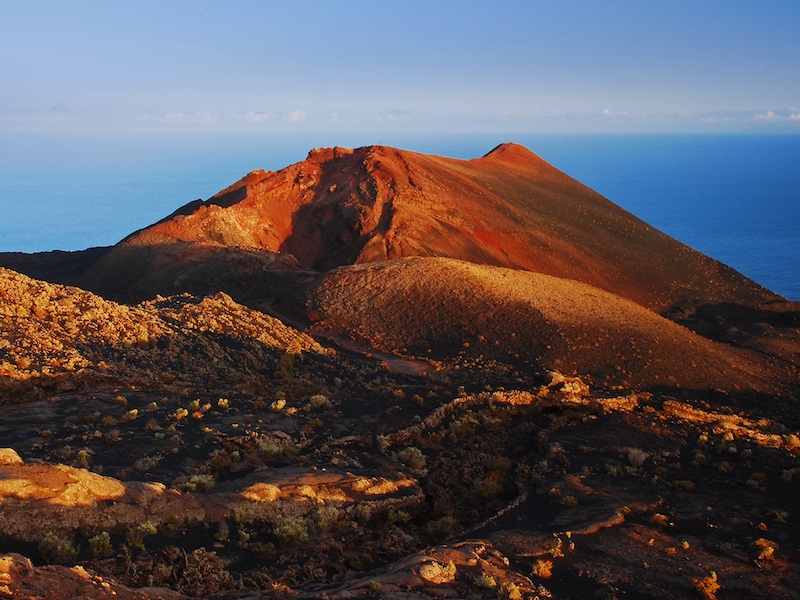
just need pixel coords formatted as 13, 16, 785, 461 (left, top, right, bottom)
79, 143, 777, 311
304, 257, 796, 397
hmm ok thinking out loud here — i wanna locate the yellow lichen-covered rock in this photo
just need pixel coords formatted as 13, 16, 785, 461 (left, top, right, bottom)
418, 560, 457, 584
0, 448, 23, 465
0, 553, 33, 585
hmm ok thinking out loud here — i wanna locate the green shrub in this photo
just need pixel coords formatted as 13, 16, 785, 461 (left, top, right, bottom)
473, 573, 497, 589
178, 473, 216, 492
502, 582, 523, 600
426, 516, 458, 538
38, 532, 79, 564
88, 531, 114, 558
396, 446, 426, 470
315, 506, 343, 533
126, 521, 158, 551
273, 515, 309, 546
307, 394, 332, 411
274, 353, 295, 379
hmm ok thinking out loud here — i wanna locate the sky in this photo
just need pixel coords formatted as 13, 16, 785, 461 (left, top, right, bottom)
2, 1, 800, 134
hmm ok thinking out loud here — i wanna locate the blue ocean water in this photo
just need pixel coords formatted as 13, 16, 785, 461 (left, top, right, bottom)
0, 132, 798, 300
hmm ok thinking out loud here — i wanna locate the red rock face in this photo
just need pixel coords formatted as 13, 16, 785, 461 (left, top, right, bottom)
121, 143, 776, 311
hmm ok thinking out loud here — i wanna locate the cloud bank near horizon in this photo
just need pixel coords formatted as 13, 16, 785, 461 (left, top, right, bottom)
2, 105, 798, 134
2, 1, 799, 134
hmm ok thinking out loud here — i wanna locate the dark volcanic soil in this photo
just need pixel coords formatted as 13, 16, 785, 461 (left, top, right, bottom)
1, 266, 798, 599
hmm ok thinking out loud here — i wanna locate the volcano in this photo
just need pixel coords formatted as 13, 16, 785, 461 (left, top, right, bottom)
76, 143, 776, 312
0, 143, 798, 599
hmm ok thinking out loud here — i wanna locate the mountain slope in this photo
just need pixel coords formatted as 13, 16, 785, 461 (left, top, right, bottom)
303, 257, 796, 397
82, 143, 777, 311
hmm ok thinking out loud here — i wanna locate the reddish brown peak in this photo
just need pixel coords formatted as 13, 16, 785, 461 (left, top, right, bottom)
207, 168, 272, 205
482, 142, 538, 158
311, 144, 417, 161
478, 142, 547, 168
306, 146, 355, 162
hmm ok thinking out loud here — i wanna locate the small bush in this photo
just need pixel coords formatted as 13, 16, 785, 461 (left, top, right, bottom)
532, 559, 553, 579
307, 394, 332, 411
627, 448, 649, 467
426, 515, 458, 538
274, 353, 295, 379
74, 449, 91, 469
314, 505, 343, 533
501, 582, 523, 600
650, 513, 669, 527
396, 446, 426, 470
692, 571, 720, 600
755, 538, 778, 561
88, 532, 114, 558
376, 435, 390, 453
473, 573, 497, 589
273, 515, 309, 546
178, 473, 216, 492
126, 521, 158, 551
257, 441, 296, 462
560, 495, 578, 508
38, 532, 79, 565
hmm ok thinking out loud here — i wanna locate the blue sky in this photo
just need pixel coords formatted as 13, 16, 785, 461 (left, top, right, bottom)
2, 1, 799, 133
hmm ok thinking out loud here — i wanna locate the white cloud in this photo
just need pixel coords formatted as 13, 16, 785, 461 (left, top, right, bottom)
163, 110, 218, 124
285, 109, 307, 123
602, 108, 611, 116
247, 110, 275, 123
752, 110, 800, 123
330, 112, 340, 123
383, 109, 411, 123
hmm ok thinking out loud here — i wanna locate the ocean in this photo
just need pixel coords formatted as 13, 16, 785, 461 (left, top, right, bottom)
0, 132, 798, 300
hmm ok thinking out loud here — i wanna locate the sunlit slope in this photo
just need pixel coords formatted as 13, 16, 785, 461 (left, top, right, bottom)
303, 257, 792, 395
90, 143, 776, 311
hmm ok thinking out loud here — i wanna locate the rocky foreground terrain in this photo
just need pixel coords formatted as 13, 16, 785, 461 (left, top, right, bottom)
0, 143, 798, 599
